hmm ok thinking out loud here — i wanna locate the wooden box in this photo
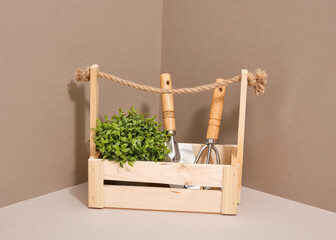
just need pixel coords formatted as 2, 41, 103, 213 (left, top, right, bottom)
88, 64, 248, 215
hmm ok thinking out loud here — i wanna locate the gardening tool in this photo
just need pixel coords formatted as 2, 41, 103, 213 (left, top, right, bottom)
194, 78, 226, 165
160, 73, 181, 162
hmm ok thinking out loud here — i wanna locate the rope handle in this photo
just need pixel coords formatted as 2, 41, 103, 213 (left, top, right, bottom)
75, 67, 267, 95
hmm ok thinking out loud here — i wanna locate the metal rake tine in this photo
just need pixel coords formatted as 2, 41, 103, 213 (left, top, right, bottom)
206, 144, 212, 164
212, 145, 220, 164
194, 144, 209, 164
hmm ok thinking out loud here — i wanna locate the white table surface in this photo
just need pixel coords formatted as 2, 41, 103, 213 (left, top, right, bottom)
0, 183, 335, 240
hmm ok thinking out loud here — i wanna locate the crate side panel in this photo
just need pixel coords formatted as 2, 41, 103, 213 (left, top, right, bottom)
104, 185, 221, 213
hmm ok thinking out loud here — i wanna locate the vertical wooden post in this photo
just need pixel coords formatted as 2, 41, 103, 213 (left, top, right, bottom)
231, 147, 238, 166
90, 64, 99, 157
237, 69, 248, 203
221, 166, 238, 214
88, 64, 103, 208
88, 158, 104, 208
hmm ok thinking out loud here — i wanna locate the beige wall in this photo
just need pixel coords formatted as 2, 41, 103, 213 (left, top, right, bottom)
161, 0, 336, 212
0, 0, 163, 207
2, 0, 335, 212
161, 0, 336, 211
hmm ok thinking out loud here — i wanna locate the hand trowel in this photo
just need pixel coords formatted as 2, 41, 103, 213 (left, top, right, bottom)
160, 73, 181, 162
160, 74, 196, 189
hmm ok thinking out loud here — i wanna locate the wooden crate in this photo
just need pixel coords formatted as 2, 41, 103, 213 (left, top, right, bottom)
88, 64, 248, 215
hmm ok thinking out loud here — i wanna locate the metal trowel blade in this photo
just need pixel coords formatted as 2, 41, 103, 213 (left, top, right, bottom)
169, 143, 200, 189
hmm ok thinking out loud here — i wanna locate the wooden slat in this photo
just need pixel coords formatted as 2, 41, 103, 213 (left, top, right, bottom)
237, 69, 248, 203
221, 166, 238, 214
104, 160, 228, 187
88, 157, 104, 208
104, 185, 221, 213
90, 64, 99, 157
191, 144, 237, 165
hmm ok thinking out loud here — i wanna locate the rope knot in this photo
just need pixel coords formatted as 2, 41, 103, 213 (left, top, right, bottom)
247, 69, 267, 95
74, 67, 90, 82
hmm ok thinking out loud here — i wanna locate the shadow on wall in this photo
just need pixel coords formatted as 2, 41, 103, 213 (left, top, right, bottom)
140, 103, 150, 117
182, 100, 239, 144
220, 102, 240, 144
184, 106, 208, 142
68, 80, 89, 184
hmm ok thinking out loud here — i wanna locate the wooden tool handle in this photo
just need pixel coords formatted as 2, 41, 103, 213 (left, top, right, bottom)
206, 78, 226, 140
160, 73, 176, 131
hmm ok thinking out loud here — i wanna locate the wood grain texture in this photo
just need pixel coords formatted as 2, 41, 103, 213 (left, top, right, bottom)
104, 185, 221, 213
104, 160, 227, 187
231, 147, 238, 167
90, 64, 99, 157
221, 166, 238, 214
237, 69, 248, 203
88, 157, 104, 208
160, 73, 176, 131
206, 79, 226, 140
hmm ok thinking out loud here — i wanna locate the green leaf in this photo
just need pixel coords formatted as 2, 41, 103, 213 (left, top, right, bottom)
121, 148, 130, 153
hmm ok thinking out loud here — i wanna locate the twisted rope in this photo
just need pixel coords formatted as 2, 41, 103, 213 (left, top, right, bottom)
75, 67, 267, 95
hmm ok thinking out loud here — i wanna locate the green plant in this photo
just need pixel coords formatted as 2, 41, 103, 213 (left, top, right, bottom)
93, 107, 171, 167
